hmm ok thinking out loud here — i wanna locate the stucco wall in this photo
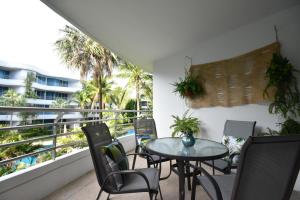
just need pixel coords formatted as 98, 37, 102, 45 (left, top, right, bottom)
154, 5, 300, 140
153, 5, 300, 189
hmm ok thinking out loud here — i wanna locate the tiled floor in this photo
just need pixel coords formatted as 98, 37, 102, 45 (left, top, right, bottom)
43, 156, 300, 200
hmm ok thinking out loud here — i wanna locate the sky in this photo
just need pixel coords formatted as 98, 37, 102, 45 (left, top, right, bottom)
0, 0, 80, 79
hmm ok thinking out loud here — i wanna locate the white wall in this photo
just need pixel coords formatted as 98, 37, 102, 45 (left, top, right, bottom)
153, 5, 300, 141
9, 69, 28, 80
153, 4, 300, 191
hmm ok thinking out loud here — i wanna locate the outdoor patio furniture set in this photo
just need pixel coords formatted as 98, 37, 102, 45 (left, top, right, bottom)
82, 119, 300, 200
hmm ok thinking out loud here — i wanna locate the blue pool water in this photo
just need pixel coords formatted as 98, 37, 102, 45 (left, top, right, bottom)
127, 129, 135, 135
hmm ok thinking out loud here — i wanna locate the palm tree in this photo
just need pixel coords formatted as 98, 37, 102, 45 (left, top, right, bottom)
73, 82, 95, 109
110, 87, 128, 110
50, 98, 69, 108
24, 72, 37, 98
118, 63, 152, 115
0, 89, 25, 126
55, 25, 118, 118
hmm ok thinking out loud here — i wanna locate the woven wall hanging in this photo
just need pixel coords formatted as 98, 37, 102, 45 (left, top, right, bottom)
188, 42, 279, 108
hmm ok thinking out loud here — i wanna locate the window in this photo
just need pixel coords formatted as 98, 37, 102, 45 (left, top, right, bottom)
62, 80, 68, 87
37, 75, 46, 85
36, 90, 45, 99
45, 91, 68, 100
47, 78, 68, 87
0, 69, 10, 79
36, 75, 68, 87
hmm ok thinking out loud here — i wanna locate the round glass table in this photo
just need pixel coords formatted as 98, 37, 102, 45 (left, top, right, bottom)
146, 137, 228, 200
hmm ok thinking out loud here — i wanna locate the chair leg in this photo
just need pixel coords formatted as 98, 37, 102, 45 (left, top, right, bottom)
159, 160, 172, 180
199, 162, 202, 176
149, 192, 153, 200
155, 192, 158, 200
106, 193, 110, 200
96, 189, 102, 200
132, 154, 137, 170
147, 159, 151, 168
186, 161, 192, 190
191, 174, 197, 200
159, 184, 163, 200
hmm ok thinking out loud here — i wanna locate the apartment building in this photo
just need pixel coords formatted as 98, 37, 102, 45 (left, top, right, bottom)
0, 60, 82, 125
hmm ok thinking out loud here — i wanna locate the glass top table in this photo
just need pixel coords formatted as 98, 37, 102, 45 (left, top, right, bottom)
146, 137, 228, 200
146, 137, 228, 161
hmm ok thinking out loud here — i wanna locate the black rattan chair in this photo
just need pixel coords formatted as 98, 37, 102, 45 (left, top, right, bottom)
133, 118, 172, 180
203, 120, 256, 174
191, 135, 300, 200
82, 123, 163, 200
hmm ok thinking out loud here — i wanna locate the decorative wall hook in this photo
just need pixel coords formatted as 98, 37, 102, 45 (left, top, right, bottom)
274, 25, 279, 43
185, 56, 193, 68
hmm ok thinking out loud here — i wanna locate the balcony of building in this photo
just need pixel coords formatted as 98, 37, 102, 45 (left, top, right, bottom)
1, 1, 300, 200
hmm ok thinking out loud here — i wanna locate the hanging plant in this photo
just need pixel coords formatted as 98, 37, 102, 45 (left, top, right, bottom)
262, 118, 300, 136
263, 53, 300, 118
173, 69, 206, 99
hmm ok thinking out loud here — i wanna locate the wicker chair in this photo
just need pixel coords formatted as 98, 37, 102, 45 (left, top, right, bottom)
82, 123, 163, 200
191, 135, 300, 200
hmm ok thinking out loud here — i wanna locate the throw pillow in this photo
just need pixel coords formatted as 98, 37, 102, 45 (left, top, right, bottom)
104, 155, 123, 191
99, 147, 123, 191
102, 142, 129, 170
222, 135, 245, 165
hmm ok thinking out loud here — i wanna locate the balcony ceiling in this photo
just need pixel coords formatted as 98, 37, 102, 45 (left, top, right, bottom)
42, 0, 299, 72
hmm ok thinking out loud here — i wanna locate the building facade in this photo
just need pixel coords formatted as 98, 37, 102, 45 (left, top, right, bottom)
0, 60, 82, 125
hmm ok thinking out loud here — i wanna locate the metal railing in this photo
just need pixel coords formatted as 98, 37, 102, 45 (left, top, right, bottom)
0, 106, 152, 168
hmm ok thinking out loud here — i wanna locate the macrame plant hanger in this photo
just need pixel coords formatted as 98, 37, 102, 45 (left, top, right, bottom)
274, 25, 281, 54
184, 56, 193, 107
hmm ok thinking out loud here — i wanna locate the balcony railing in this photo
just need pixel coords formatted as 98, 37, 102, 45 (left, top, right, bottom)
0, 106, 151, 177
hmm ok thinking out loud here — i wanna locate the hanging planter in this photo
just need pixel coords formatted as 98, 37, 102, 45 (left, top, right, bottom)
263, 53, 300, 118
263, 53, 300, 136
173, 69, 206, 99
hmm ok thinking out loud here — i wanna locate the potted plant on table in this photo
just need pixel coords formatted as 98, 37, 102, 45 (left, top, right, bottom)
170, 110, 201, 147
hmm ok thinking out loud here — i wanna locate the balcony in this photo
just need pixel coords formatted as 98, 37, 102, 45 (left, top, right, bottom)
0, 107, 299, 200
32, 82, 79, 93
0, 78, 24, 87
0, 107, 146, 199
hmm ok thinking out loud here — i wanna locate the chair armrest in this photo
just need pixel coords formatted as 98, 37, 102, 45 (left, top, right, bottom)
193, 166, 223, 200
126, 153, 156, 164
102, 170, 152, 193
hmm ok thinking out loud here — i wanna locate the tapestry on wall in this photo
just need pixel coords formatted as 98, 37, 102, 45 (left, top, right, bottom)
188, 42, 279, 108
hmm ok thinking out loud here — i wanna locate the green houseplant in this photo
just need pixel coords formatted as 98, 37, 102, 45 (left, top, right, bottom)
264, 53, 300, 118
173, 69, 205, 99
263, 53, 300, 136
170, 110, 200, 147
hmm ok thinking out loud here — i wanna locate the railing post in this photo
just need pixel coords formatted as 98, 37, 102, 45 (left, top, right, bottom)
52, 112, 64, 160
52, 122, 57, 160
114, 111, 118, 137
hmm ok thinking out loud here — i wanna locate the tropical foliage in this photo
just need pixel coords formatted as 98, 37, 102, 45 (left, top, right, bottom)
263, 53, 300, 136
170, 110, 200, 137
0, 25, 153, 178
55, 25, 118, 117
173, 69, 205, 99
24, 72, 37, 98
264, 53, 300, 118
50, 98, 70, 108
118, 62, 152, 113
